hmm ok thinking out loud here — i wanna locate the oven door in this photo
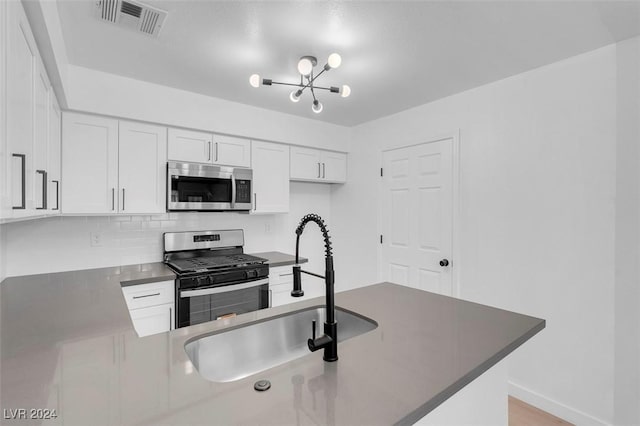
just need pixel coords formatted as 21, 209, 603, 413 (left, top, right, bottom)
177, 278, 269, 328
167, 162, 253, 211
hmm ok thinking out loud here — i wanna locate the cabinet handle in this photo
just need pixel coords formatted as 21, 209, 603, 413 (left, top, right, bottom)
132, 292, 160, 299
322, 163, 326, 179
122, 188, 125, 211
268, 290, 272, 308
11, 154, 26, 210
254, 193, 257, 211
52, 180, 59, 210
36, 170, 47, 210
169, 307, 173, 330
207, 141, 212, 161
317, 162, 321, 178
111, 188, 115, 211
215, 142, 219, 162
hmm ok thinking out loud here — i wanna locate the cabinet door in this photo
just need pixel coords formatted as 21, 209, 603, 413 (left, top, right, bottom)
212, 134, 251, 167
167, 128, 212, 163
6, 1, 37, 218
290, 146, 322, 181
61, 335, 118, 426
33, 57, 50, 211
321, 151, 347, 183
0, 0, 8, 219
119, 330, 169, 424
62, 112, 118, 214
118, 121, 167, 214
48, 93, 61, 213
129, 304, 174, 337
251, 141, 289, 213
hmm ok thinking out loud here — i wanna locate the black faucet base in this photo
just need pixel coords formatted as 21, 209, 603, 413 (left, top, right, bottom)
323, 321, 338, 362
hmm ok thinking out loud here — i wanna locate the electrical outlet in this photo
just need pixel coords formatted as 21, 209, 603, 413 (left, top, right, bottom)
90, 232, 103, 247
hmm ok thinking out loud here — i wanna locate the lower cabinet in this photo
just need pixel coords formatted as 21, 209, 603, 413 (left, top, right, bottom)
121, 281, 175, 337
270, 265, 324, 307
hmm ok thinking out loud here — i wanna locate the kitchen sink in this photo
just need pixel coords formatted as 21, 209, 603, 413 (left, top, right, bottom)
184, 305, 377, 383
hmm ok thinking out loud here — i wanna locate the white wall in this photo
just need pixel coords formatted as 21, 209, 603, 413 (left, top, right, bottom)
64, 65, 349, 152
614, 37, 640, 426
3, 183, 333, 287
333, 45, 618, 424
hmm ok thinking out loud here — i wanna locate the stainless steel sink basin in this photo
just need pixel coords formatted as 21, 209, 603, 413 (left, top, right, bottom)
184, 306, 377, 382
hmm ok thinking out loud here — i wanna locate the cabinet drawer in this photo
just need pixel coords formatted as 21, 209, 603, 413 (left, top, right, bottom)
269, 265, 294, 286
122, 281, 174, 310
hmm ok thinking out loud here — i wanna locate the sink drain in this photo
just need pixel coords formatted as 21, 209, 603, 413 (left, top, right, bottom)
254, 379, 271, 391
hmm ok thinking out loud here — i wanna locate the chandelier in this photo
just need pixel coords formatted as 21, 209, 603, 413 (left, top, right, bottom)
249, 53, 351, 114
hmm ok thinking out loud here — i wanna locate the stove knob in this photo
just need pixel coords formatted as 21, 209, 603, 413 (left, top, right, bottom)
197, 276, 208, 286
245, 269, 257, 279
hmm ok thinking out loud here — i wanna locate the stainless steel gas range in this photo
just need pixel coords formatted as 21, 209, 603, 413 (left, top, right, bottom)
163, 230, 269, 329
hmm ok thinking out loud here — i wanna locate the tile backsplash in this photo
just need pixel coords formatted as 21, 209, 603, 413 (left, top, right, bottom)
3, 182, 331, 277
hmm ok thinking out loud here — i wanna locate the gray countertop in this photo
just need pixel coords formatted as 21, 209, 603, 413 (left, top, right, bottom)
0, 265, 544, 425
251, 251, 307, 267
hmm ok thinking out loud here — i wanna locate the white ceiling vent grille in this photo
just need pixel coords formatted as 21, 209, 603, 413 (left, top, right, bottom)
96, 0, 167, 37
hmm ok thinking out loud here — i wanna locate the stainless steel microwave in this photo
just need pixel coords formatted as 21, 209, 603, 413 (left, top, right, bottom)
167, 161, 253, 211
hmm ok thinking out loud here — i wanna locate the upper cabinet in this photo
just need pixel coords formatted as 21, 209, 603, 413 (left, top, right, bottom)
118, 121, 167, 214
62, 113, 119, 214
1, 1, 61, 221
168, 128, 250, 167
251, 141, 289, 214
167, 128, 211, 164
62, 113, 167, 215
290, 147, 347, 183
48, 93, 61, 214
212, 134, 251, 167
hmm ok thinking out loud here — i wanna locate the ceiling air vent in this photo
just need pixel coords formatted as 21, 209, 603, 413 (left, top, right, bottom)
96, 0, 167, 37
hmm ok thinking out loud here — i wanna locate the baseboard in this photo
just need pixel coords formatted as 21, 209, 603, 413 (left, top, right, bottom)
508, 381, 611, 426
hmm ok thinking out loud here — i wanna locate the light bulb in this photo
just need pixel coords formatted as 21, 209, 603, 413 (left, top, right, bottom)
312, 100, 323, 114
297, 58, 313, 76
327, 53, 342, 69
249, 74, 260, 88
340, 84, 351, 98
290, 90, 301, 103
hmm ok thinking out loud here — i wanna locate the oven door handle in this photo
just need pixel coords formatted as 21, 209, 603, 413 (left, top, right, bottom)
180, 278, 269, 298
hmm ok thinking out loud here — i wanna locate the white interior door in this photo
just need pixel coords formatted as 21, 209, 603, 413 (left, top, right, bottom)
380, 139, 454, 295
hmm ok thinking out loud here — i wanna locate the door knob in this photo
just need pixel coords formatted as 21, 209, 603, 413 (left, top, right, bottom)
439, 259, 449, 267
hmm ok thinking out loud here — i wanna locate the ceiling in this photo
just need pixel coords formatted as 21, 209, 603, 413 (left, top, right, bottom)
55, 1, 640, 127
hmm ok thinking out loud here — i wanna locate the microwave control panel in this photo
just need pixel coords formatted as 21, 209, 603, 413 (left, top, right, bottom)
235, 180, 251, 203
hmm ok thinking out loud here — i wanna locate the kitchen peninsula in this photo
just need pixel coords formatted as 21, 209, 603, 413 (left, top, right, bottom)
0, 265, 544, 425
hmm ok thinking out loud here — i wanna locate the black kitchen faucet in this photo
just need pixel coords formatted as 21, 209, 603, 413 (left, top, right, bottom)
291, 213, 338, 362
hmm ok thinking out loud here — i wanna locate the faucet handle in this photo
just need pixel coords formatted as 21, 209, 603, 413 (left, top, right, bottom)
311, 319, 316, 340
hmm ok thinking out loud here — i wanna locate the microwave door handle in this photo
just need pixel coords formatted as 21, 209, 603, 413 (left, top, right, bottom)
231, 173, 236, 208
180, 278, 269, 298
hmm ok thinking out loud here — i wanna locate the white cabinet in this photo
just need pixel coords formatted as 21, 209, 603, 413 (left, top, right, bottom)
167, 128, 211, 164
322, 150, 347, 182
62, 113, 167, 215
48, 93, 61, 213
33, 57, 50, 212
269, 265, 324, 307
1, 1, 61, 221
290, 147, 321, 181
62, 113, 119, 214
5, 1, 37, 218
168, 128, 251, 167
121, 281, 175, 337
290, 147, 347, 183
251, 141, 289, 214
270, 265, 295, 308
118, 121, 167, 214
212, 134, 251, 167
